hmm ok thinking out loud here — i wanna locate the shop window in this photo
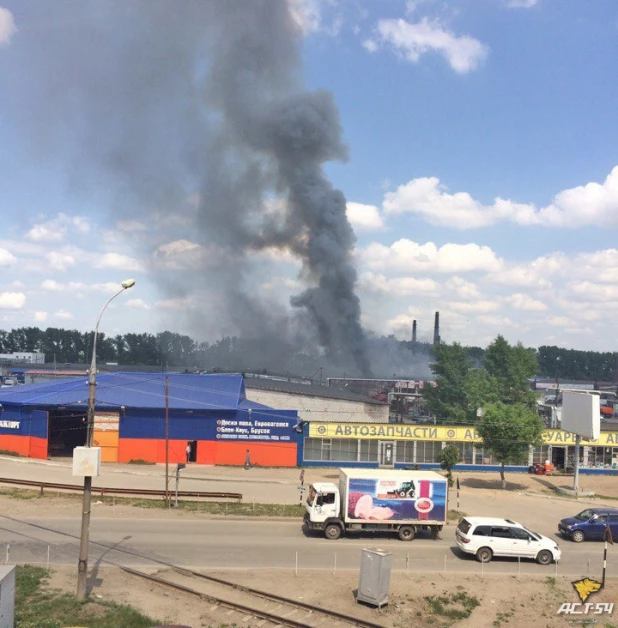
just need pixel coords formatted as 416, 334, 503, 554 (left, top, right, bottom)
395, 441, 415, 463
417, 441, 441, 463
359, 439, 378, 462
331, 439, 358, 462
532, 446, 551, 466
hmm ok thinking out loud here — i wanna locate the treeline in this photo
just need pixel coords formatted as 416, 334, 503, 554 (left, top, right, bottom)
0, 326, 616, 381
0, 327, 204, 368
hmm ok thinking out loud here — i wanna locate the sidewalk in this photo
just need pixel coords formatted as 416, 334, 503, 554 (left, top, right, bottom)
0, 455, 334, 504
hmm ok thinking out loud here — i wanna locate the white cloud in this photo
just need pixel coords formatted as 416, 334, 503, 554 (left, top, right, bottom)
450, 300, 500, 313
486, 254, 562, 288
361, 272, 440, 296
41, 280, 87, 292
444, 277, 481, 300
0, 292, 25, 309
288, 0, 342, 36
54, 309, 74, 320
156, 239, 200, 257
26, 214, 91, 243
0, 6, 16, 46
126, 298, 150, 310
364, 17, 488, 74
45, 252, 76, 271
346, 202, 385, 231
116, 220, 147, 232
567, 281, 618, 302
34, 311, 48, 322
0, 248, 17, 266
382, 166, 618, 229
94, 253, 143, 272
361, 239, 503, 274
507, 0, 539, 8
503, 293, 548, 311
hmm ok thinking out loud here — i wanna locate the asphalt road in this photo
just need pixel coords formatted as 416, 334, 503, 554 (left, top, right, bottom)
0, 514, 614, 578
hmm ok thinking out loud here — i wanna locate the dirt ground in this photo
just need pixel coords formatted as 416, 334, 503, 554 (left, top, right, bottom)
45, 564, 618, 628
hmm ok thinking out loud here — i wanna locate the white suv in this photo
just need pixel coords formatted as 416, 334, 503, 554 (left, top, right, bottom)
456, 517, 561, 565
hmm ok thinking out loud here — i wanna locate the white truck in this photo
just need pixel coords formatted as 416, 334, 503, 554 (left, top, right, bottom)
303, 468, 448, 541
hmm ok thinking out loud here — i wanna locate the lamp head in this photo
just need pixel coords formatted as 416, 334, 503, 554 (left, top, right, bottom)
121, 279, 136, 289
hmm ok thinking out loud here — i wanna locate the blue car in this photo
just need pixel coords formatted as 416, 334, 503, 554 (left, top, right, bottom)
558, 508, 618, 543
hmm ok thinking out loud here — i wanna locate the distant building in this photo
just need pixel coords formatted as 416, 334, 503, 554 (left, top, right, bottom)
0, 352, 45, 364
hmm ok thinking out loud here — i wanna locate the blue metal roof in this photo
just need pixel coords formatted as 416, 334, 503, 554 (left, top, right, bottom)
0, 372, 247, 411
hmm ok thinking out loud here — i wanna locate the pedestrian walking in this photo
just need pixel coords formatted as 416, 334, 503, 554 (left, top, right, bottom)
244, 449, 252, 470
186, 442, 191, 464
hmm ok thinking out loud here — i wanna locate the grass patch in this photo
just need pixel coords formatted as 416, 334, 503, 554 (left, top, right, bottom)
448, 509, 466, 521
0, 488, 43, 500
0, 449, 20, 457
15, 565, 160, 628
127, 459, 156, 465
424, 591, 480, 620
0, 488, 307, 517
117, 498, 306, 517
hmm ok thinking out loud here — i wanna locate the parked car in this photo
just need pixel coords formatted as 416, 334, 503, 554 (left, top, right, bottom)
455, 517, 561, 565
558, 508, 618, 543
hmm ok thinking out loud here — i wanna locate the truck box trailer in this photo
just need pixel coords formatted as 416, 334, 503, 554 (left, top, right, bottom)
303, 468, 448, 540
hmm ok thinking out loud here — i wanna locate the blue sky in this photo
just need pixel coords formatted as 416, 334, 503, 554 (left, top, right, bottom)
0, 0, 617, 355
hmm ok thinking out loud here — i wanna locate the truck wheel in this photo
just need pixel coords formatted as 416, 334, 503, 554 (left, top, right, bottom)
399, 491, 407, 497
572, 530, 585, 543
476, 547, 492, 563
536, 550, 553, 565
325, 524, 342, 540
398, 526, 415, 541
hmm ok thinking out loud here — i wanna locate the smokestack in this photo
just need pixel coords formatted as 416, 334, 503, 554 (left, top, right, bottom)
433, 311, 440, 345
412, 320, 417, 344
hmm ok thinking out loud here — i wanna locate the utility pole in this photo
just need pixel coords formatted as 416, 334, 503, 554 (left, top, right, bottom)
76, 279, 135, 601
165, 376, 170, 507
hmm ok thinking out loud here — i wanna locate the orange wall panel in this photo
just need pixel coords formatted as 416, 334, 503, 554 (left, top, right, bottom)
156, 440, 186, 464
118, 438, 158, 463
93, 431, 119, 448
214, 442, 297, 467
117, 438, 297, 467
0, 435, 30, 457
196, 441, 216, 465
29, 437, 48, 460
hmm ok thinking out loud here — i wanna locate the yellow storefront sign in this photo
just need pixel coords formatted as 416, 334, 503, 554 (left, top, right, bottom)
308, 423, 618, 447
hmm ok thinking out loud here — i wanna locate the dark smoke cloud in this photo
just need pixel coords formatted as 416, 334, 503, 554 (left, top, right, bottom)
3, 0, 373, 375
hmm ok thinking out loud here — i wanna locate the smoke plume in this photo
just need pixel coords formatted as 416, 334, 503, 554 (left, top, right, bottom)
4, 0, 372, 375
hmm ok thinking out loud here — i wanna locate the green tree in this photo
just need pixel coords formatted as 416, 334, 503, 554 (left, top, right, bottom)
423, 343, 474, 424
462, 369, 500, 421
476, 402, 545, 489
483, 335, 537, 405
439, 444, 460, 487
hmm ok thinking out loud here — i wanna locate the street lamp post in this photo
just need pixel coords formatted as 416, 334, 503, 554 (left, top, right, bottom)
76, 279, 135, 600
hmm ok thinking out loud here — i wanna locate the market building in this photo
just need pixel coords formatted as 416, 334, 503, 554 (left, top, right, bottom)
300, 421, 618, 474
0, 373, 300, 467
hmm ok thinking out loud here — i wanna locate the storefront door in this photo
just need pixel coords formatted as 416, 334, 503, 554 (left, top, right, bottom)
379, 441, 394, 467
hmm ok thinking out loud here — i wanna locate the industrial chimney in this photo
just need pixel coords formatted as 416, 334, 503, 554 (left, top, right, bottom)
433, 311, 440, 345
412, 320, 417, 344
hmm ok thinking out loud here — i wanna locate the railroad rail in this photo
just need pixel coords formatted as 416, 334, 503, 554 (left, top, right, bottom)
0, 477, 242, 501
121, 565, 385, 628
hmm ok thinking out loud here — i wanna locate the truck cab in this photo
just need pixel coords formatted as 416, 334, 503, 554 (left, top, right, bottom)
304, 482, 343, 539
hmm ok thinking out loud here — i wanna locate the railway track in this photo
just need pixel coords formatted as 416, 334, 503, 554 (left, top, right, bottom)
121, 565, 385, 628
0, 476, 242, 501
